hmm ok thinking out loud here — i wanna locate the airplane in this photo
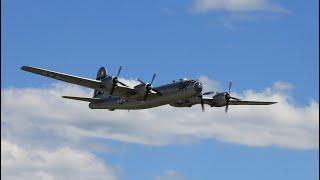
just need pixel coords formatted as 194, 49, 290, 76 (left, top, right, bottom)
21, 65, 277, 112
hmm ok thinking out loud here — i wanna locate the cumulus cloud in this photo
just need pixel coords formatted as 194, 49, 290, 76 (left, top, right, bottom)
190, 0, 290, 13
2, 77, 318, 178
1, 78, 318, 150
187, 0, 291, 30
198, 76, 220, 92
1, 140, 117, 180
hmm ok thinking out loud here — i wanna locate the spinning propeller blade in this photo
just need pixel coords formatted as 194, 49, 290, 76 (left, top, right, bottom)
224, 80, 241, 113
228, 81, 232, 94
200, 96, 205, 112
199, 91, 216, 112
109, 66, 129, 95
116, 66, 122, 77
137, 78, 146, 84
139, 73, 162, 101
150, 73, 156, 85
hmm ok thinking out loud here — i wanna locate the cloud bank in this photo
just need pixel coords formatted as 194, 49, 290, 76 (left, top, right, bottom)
1, 140, 117, 180
2, 77, 318, 149
1, 77, 318, 179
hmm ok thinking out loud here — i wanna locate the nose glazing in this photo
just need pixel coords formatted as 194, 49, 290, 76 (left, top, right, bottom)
194, 82, 203, 92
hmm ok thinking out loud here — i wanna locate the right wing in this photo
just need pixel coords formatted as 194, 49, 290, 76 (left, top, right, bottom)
229, 100, 277, 105
21, 66, 102, 90
201, 97, 277, 106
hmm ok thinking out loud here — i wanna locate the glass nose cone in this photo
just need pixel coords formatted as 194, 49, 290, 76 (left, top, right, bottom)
194, 82, 202, 92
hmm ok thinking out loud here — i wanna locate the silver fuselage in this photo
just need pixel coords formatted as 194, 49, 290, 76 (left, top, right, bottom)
21, 65, 277, 111
89, 79, 202, 110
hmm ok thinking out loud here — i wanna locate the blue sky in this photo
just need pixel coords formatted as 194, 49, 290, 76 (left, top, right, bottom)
2, 0, 319, 179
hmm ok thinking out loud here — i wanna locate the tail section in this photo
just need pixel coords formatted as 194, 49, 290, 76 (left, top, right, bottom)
63, 66, 107, 101
93, 67, 107, 97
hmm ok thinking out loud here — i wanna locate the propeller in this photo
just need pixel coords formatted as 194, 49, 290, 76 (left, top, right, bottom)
198, 91, 214, 112
228, 81, 232, 93
224, 81, 241, 113
109, 66, 129, 95
138, 72, 163, 101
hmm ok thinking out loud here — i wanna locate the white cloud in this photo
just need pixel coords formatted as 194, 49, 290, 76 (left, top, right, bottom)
190, 0, 290, 13
1, 140, 117, 180
198, 76, 220, 92
187, 0, 291, 30
1, 78, 318, 150
155, 170, 185, 180
273, 81, 294, 91
2, 77, 318, 178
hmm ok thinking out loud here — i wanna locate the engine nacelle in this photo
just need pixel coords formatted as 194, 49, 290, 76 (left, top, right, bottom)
100, 77, 114, 90
133, 84, 147, 96
210, 93, 228, 107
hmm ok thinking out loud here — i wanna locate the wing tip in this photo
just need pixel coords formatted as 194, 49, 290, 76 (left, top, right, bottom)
21, 65, 29, 71
21, 65, 35, 72
262, 101, 278, 105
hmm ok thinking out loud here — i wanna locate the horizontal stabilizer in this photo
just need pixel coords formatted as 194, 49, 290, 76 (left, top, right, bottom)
229, 100, 277, 105
62, 96, 103, 103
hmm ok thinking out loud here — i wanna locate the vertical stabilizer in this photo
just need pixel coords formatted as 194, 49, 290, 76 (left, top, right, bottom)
93, 67, 107, 97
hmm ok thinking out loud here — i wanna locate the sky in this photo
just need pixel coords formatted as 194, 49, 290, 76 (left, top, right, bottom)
1, 0, 319, 180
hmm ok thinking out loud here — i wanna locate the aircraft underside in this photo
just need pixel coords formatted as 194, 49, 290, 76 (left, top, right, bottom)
89, 90, 199, 110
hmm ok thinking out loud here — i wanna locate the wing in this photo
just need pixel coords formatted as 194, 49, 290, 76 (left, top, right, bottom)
21, 66, 134, 97
202, 97, 212, 105
62, 96, 104, 103
21, 66, 102, 90
201, 97, 277, 106
229, 100, 277, 105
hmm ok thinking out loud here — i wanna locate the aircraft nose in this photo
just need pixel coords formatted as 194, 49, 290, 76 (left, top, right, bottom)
194, 82, 202, 92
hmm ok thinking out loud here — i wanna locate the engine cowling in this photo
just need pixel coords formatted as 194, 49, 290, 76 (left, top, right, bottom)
100, 77, 114, 90
134, 84, 147, 96
210, 93, 228, 107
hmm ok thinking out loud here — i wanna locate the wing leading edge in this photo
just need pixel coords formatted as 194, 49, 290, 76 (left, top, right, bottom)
21, 66, 102, 90
21, 66, 134, 97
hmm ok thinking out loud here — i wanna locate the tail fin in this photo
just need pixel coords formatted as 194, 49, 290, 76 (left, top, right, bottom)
93, 67, 107, 97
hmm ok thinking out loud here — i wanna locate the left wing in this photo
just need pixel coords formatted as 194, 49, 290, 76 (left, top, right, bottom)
62, 96, 104, 103
21, 66, 134, 97
21, 66, 102, 90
